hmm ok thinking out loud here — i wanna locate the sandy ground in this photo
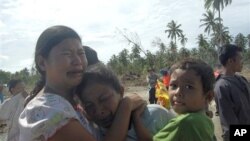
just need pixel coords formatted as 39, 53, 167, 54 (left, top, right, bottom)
124, 86, 223, 141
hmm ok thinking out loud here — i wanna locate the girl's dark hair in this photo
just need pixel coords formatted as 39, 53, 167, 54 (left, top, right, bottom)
170, 58, 215, 94
76, 63, 122, 100
25, 25, 81, 106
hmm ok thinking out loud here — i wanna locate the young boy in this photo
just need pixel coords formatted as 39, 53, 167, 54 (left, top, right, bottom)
153, 58, 215, 141
76, 63, 175, 141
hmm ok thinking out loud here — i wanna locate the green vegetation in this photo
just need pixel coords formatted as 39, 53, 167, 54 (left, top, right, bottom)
0, 0, 249, 88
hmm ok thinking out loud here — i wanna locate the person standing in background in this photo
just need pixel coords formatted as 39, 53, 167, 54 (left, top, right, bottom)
214, 44, 250, 141
0, 79, 28, 141
0, 84, 4, 104
147, 68, 159, 104
160, 69, 170, 90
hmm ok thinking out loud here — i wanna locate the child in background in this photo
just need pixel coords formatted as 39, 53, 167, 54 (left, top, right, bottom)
76, 63, 175, 141
155, 80, 170, 109
153, 58, 215, 141
147, 68, 159, 104
160, 69, 170, 89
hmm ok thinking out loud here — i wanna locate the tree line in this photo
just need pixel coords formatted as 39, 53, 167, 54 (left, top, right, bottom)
0, 0, 249, 86
108, 0, 250, 75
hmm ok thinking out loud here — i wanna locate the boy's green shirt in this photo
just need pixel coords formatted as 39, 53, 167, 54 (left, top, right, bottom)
153, 112, 214, 141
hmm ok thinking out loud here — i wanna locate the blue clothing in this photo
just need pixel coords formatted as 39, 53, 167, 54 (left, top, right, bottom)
0, 93, 4, 104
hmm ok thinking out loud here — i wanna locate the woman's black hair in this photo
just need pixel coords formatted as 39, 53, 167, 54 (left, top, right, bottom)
25, 25, 81, 106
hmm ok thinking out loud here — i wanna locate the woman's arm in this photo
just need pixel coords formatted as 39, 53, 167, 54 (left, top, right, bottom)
48, 119, 96, 141
104, 94, 146, 141
49, 94, 146, 141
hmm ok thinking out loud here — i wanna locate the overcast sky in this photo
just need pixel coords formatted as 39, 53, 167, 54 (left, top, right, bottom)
0, 0, 249, 73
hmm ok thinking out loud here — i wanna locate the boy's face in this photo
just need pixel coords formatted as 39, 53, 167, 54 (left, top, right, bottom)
79, 83, 122, 128
169, 69, 207, 114
232, 51, 243, 72
11, 82, 25, 95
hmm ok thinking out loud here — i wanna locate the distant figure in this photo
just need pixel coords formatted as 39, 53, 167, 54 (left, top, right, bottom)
0, 84, 4, 104
147, 68, 159, 104
160, 69, 170, 89
155, 80, 170, 109
214, 64, 223, 79
154, 58, 215, 141
214, 44, 250, 141
0, 79, 28, 141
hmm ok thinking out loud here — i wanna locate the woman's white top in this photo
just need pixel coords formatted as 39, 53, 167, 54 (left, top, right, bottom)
19, 93, 100, 141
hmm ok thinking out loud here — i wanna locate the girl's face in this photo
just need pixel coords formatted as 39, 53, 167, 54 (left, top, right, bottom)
169, 69, 207, 114
42, 38, 87, 90
79, 83, 123, 128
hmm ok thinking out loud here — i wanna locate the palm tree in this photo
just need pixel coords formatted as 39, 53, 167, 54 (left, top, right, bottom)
204, 0, 232, 45
247, 34, 250, 49
190, 48, 199, 58
197, 34, 209, 49
165, 20, 183, 44
169, 41, 178, 54
211, 23, 232, 46
167, 41, 178, 65
234, 33, 247, 51
200, 10, 220, 35
178, 47, 190, 59
179, 34, 188, 47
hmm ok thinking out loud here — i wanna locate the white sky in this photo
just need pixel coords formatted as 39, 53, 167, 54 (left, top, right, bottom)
0, 0, 249, 73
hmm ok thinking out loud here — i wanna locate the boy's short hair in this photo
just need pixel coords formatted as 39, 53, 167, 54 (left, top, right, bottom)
170, 58, 215, 93
218, 44, 242, 66
7, 79, 22, 93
